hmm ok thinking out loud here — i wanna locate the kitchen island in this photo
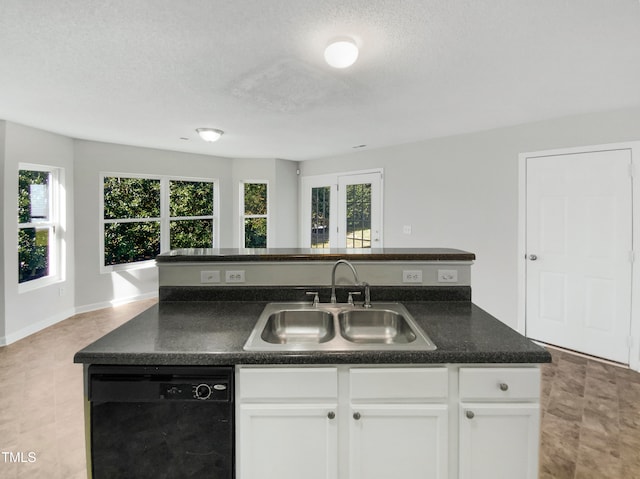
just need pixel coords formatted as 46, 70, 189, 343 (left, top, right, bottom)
75, 248, 550, 479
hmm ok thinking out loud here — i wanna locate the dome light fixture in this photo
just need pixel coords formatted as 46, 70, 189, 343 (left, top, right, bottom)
324, 38, 359, 69
196, 128, 224, 142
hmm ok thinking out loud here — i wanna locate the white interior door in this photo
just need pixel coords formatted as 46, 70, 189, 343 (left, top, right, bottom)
525, 149, 633, 363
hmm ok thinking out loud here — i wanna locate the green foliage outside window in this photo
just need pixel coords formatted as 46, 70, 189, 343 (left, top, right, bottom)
103, 177, 162, 266
243, 183, 267, 248
170, 219, 214, 249
103, 177, 216, 266
18, 170, 51, 283
19, 228, 49, 283
170, 180, 214, 217
104, 177, 160, 219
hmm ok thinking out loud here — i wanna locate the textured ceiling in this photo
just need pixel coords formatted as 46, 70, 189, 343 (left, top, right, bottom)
1, 0, 639, 161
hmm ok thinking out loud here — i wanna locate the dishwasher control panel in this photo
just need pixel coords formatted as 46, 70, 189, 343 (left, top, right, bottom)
161, 381, 230, 401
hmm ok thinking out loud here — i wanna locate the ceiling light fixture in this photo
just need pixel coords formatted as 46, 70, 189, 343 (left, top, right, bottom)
324, 38, 359, 69
196, 128, 224, 142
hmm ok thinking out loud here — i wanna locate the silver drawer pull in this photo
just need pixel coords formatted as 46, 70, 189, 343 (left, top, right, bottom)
499, 383, 509, 391
466, 410, 475, 419
327, 411, 335, 420
353, 412, 361, 420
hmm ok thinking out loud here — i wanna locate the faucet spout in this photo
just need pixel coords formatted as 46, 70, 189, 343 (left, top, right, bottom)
330, 259, 360, 304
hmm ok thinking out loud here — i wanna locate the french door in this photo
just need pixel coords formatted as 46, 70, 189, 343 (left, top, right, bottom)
301, 171, 383, 249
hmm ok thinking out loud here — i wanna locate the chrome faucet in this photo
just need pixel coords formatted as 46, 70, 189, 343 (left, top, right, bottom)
330, 259, 371, 307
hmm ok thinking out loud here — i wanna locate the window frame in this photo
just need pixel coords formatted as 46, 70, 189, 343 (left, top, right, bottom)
18, 163, 64, 293
100, 173, 219, 273
240, 180, 269, 249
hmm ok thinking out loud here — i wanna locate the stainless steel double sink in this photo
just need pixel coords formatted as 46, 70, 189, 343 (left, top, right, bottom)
243, 302, 437, 351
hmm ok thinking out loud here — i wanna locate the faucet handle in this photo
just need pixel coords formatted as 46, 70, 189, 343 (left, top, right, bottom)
306, 291, 320, 307
347, 291, 361, 305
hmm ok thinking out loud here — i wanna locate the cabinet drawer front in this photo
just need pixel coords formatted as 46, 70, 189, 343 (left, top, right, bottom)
239, 367, 338, 400
459, 368, 540, 401
350, 368, 448, 401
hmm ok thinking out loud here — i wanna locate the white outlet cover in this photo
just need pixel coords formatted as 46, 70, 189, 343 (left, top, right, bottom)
225, 270, 246, 283
402, 270, 422, 283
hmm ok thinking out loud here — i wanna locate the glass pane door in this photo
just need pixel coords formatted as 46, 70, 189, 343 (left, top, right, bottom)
311, 186, 331, 248
338, 172, 382, 249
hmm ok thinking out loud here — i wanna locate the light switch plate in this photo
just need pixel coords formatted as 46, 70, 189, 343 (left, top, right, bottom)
201, 271, 220, 283
437, 269, 458, 283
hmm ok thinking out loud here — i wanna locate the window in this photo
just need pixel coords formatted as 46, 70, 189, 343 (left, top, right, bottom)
101, 174, 217, 270
18, 165, 62, 287
241, 182, 268, 248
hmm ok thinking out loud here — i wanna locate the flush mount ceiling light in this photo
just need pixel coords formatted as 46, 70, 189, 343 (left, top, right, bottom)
324, 38, 359, 69
196, 128, 224, 142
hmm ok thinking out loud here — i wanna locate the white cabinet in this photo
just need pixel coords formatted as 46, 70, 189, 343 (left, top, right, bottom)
237, 366, 448, 479
350, 404, 448, 479
239, 404, 338, 479
237, 365, 541, 479
349, 368, 448, 479
237, 368, 338, 479
458, 368, 541, 479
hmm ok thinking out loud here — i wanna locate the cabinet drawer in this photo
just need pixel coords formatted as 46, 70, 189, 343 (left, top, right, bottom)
350, 368, 448, 401
459, 368, 540, 401
239, 367, 338, 400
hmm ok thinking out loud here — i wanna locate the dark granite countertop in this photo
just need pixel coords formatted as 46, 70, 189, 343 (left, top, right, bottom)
73, 300, 550, 366
156, 248, 476, 262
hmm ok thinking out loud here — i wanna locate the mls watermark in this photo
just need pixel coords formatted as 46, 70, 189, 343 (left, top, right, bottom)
2, 451, 37, 463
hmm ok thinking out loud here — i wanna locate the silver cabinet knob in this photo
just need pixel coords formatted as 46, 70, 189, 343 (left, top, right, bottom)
466, 410, 475, 419
528, 254, 538, 261
353, 412, 361, 420
499, 383, 509, 391
327, 411, 335, 420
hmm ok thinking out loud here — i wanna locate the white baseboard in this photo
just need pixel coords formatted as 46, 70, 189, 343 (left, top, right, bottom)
0, 308, 76, 346
74, 291, 158, 315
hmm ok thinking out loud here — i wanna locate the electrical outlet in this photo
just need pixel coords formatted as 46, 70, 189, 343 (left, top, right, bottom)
200, 271, 220, 283
225, 270, 245, 283
437, 269, 458, 283
402, 270, 422, 283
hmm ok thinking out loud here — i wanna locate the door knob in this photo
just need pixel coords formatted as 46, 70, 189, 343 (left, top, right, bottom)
528, 254, 538, 261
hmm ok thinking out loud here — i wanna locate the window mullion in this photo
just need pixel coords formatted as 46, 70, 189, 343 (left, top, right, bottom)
160, 178, 170, 252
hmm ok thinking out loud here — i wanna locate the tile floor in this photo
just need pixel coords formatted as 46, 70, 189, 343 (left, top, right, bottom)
0, 300, 639, 478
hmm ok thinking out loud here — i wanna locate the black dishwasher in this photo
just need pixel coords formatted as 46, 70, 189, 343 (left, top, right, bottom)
88, 365, 234, 479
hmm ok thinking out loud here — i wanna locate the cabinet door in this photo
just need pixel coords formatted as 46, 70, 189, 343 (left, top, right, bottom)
459, 403, 540, 479
238, 403, 338, 479
349, 404, 448, 479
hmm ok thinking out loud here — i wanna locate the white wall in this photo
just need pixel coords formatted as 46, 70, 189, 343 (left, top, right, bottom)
73, 140, 235, 311
1, 122, 75, 345
299, 107, 640, 328
0, 121, 6, 340
273, 159, 299, 247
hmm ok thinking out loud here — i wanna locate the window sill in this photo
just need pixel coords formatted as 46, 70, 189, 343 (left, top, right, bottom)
18, 275, 63, 294
101, 260, 157, 274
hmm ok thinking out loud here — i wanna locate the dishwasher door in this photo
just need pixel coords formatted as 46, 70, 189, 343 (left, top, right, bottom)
89, 365, 234, 479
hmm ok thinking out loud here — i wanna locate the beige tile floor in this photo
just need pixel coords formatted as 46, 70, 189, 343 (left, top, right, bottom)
0, 300, 639, 478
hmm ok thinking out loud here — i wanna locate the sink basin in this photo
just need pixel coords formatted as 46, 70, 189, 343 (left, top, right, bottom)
261, 310, 335, 344
338, 309, 416, 344
243, 302, 436, 352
